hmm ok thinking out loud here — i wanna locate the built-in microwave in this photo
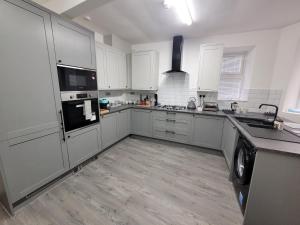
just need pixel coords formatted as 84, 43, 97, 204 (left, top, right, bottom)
57, 65, 97, 92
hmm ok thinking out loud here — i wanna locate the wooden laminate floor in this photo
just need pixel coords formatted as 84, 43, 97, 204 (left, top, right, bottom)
0, 136, 243, 225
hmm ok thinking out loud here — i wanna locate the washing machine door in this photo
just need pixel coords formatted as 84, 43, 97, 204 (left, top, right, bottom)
234, 139, 254, 185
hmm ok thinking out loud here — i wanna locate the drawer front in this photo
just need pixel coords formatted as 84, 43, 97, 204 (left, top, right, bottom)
153, 127, 190, 143
153, 111, 193, 119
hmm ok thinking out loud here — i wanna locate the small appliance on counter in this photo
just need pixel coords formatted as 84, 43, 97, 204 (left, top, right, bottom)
203, 102, 219, 112
222, 102, 239, 114
187, 97, 197, 110
99, 98, 109, 109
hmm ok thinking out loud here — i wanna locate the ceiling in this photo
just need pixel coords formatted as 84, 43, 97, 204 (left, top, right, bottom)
39, 0, 300, 44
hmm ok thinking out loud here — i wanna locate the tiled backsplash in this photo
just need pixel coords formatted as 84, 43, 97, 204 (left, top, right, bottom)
202, 89, 282, 112
99, 81, 282, 113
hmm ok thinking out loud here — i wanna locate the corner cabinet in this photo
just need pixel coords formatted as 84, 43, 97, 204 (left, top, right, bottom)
131, 109, 153, 137
51, 16, 96, 69
197, 44, 223, 92
96, 43, 128, 90
132, 51, 159, 90
192, 115, 224, 150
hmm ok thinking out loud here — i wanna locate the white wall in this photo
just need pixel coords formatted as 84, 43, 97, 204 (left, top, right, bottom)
132, 29, 280, 90
132, 30, 281, 106
271, 22, 300, 122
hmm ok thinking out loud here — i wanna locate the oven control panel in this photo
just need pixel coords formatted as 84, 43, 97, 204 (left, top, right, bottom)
61, 91, 98, 101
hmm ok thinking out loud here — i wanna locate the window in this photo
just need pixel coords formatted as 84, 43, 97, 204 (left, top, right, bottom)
218, 55, 245, 101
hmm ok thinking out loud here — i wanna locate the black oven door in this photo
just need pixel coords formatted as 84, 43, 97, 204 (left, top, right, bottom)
58, 65, 97, 91
62, 98, 99, 132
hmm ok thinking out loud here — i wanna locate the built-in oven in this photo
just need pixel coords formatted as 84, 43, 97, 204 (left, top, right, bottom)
61, 91, 99, 132
57, 65, 97, 92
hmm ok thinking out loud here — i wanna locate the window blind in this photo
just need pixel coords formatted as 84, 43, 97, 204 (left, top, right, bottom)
218, 55, 244, 101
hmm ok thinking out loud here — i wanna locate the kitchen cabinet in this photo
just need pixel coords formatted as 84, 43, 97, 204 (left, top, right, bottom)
152, 111, 193, 144
117, 109, 131, 139
67, 125, 101, 168
197, 44, 223, 92
132, 51, 159, 90
0, 0, 68, 208
192, 115, 224, 150
126, 54, 132, 89
221, 119, 239, 169
52, 15, 96, 69
3, 131, 66, 203
101, 113, 118, 149
96, 43, 127, 90
131, 109, 153, 137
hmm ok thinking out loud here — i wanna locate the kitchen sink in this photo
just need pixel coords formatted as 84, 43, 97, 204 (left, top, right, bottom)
235, 117, 275, 129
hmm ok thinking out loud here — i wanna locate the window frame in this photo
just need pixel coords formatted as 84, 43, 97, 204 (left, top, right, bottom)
218, 54, 246, 101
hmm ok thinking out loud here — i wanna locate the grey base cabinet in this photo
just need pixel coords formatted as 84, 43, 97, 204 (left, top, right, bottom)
2, 130, 66, 203
152, 111, 193, 144
117, 110, 131, 139
67, 125, 101, 168
221, 119, 239, 169
192, 115, 224, 150
131, 109, 153, 137
101, 113, 118, 149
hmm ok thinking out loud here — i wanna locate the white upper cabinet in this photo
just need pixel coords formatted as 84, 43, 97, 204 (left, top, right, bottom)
132, 50, 159, 90
197, 44, 224, 92
96, 43, 127, 90
51, 16, 96, 69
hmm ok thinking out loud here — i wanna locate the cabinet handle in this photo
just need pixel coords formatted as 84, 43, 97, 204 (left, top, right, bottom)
166, 119, 176, 122
59, 110, 66, 142
58, 59, 62, 63
166, 111, 176, 115
165, 130, 176, 134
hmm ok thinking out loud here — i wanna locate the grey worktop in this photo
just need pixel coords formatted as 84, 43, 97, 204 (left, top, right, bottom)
100, 104, 300, 156
102, 104, 227, 117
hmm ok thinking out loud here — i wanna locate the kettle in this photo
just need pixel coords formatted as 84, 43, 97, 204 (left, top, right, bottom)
231, 102, 239, 112
187, 97, 197, 110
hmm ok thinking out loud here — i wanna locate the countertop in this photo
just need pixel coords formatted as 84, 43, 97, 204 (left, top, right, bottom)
100, 104, 300, 156
101, 104, 227, 117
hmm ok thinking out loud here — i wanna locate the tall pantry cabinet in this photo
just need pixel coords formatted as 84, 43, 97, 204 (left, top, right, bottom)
0, 0, 68, 213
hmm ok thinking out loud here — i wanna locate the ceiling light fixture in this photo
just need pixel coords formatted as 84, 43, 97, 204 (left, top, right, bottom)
163, 0, 193, 26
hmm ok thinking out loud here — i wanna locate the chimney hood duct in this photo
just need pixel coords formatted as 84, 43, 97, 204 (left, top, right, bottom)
165, 35, 187, 74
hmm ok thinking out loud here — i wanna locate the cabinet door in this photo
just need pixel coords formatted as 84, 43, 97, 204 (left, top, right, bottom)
119, 53, 127, 89
67, 125, 101, 168
3, 131, 66, 203
117, 110, 130, 139
197, 44, 223, 91
101, 113, 118, 149
106, 48, 120, 89
131, 110, 152, 137
132, 52, 152, 90
126, 54, 132, 89
52, 16, 96, 69
192, 115, 224, 150
96, 43, 108, 90
221, 119, 239, 169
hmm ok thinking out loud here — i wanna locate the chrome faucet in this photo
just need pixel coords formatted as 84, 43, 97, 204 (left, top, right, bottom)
259, 104, 279, 125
